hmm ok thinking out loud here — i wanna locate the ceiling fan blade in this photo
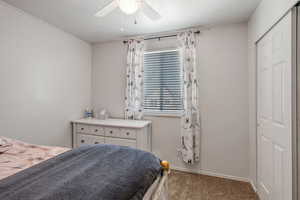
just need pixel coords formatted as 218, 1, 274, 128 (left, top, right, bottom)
142, 1, 161, 21
95, 1, 118, 17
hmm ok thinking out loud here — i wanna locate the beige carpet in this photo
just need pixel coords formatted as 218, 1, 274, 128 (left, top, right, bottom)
168, 170, 259, 200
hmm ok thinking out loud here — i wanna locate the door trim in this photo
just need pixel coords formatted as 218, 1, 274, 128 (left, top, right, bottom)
294, 6, 299, 200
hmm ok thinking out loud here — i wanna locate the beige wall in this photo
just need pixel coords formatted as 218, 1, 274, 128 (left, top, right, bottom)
247, 0, 299, 188
92, 23, 250, 180
0, 1, 92, 147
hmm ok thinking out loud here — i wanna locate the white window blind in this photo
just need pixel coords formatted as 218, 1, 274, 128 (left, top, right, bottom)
143, 50, 183, 114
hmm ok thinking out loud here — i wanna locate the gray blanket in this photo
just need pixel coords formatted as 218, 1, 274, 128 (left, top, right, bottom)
0, 144, 161, 200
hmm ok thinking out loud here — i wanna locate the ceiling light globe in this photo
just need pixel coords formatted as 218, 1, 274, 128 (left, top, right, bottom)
119, 0, 139, 15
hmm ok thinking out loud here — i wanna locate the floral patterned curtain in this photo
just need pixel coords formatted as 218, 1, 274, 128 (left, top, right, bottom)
178, 31, 201, 164
124, 39, 145, 120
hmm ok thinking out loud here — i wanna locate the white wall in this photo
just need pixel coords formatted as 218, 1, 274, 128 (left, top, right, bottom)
0, 1, 92, 147
247, 0, 299, 188
92, 23, 250, 180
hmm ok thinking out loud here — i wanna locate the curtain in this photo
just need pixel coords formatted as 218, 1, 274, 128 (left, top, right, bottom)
178, 31, 201, 164
124, 39, 145, 120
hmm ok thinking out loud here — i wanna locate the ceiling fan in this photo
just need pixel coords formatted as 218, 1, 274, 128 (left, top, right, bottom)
95, 0, 161, 21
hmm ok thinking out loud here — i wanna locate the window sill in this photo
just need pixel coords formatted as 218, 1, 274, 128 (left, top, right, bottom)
144, 111, 183, 118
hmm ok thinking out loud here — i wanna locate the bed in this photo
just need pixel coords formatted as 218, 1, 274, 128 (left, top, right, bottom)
0, 137, 169, 200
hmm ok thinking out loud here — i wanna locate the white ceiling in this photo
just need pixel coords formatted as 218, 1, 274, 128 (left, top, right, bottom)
3, 0, 261, 43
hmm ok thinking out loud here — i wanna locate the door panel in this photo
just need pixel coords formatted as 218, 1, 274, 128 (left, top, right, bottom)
274, 144, 284, 200
272, 63, 284, 124
260, 135, 273, 193
257, 12, 292, 200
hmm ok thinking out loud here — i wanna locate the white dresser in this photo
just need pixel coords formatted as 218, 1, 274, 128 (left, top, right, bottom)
72, 118, 152, 152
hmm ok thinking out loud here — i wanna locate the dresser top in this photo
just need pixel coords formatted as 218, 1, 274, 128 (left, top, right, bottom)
72, 118, 151, 128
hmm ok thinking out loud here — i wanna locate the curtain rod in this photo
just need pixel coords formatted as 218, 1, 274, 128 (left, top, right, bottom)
123, 30, 201, 44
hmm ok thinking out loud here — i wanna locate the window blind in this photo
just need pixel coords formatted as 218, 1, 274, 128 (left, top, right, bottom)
143, 50, 183, 113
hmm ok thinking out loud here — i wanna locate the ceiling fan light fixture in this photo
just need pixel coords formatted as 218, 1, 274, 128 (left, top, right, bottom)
118, 0, 139, 15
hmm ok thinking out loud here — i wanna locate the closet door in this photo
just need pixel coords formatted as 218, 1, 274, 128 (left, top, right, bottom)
257, 12, 292, 200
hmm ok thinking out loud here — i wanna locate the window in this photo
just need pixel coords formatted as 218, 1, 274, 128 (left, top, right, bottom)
143, 49, 183, 115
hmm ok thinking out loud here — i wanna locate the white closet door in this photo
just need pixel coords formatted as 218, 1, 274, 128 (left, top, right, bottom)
257, 12, 292, 200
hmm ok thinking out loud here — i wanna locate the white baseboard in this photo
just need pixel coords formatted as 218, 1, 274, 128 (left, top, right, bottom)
250, 180, 257, 192
171, 166, 251, 183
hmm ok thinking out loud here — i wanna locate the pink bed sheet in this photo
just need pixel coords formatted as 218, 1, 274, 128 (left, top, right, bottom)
0, 137, 69, 181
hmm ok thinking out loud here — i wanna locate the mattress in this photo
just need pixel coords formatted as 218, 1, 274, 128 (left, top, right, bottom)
0, 137, 69, 181
0, 137, 162, 200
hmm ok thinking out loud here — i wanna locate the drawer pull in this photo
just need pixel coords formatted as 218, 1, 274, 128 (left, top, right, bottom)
94, 129, 98, 132
126, 132, 130, 136
81, 140, 85, 143
110, 131, 113, 134
95, 142, 99, 144
81, 128, 84, 131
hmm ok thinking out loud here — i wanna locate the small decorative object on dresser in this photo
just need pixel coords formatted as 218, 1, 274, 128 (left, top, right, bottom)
72, 118, 152, 152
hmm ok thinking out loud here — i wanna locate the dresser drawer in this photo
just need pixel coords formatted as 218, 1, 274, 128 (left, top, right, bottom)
76, 124, 104, 136
77, 134, 105, 147
76, 124, 90, 133
104, 127, 136, 139
105, 127, 121, 138
105, 137, 136, 148
119, 128, 136, 139
89, 126, 105, 136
